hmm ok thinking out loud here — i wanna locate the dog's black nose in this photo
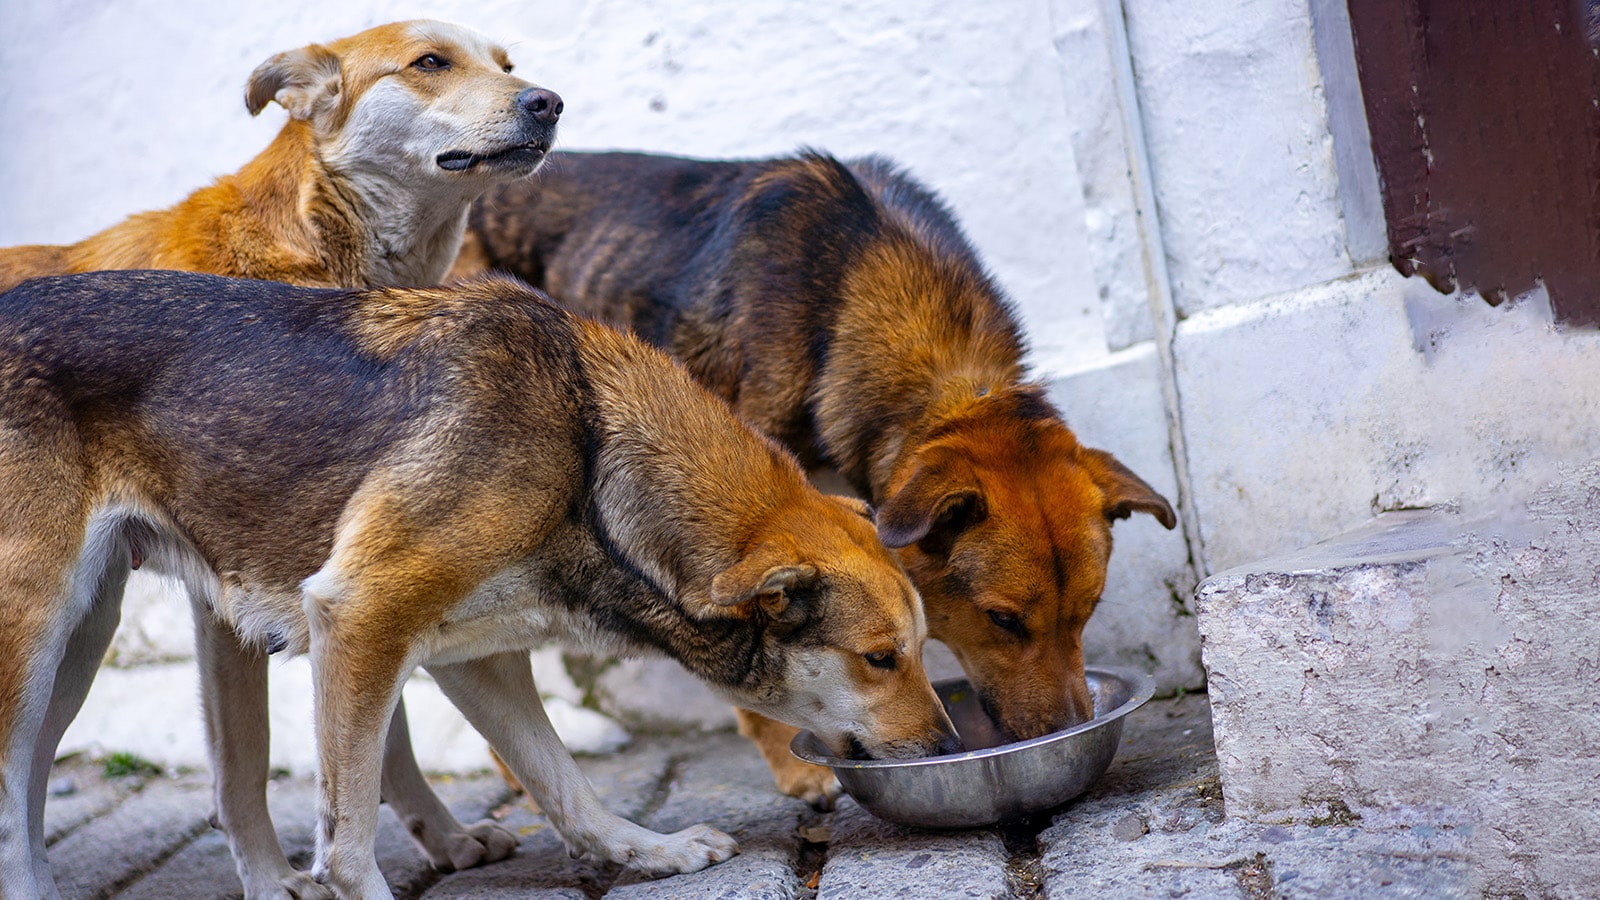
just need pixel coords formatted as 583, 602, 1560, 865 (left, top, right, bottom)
518, 87, 563, 125
934, 729, 964, 756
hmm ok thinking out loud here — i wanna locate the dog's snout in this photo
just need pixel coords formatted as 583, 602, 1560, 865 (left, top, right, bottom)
518, 87, 563, 125
933, 729, 964, 757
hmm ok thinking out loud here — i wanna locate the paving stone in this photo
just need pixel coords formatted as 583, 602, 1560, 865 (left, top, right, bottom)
109, 771, 512, 899
1038, 693, 1471, 898
49, 772, 213, 899
423, 737, 679, 898
36, 695, 1485, 899
608, 732, 809, 899
42, 756, 142, 847
817, 800, 1009, 900
117, 830, 245, 900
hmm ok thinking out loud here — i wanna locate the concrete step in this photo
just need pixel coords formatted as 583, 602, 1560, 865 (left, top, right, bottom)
1194, 462, 1600, 897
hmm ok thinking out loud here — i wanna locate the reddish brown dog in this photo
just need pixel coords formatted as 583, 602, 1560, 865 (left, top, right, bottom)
454, 150, 1178, 802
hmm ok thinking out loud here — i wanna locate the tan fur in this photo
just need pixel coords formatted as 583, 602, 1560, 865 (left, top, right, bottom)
0, 270, 957, 898
454, 150, 1179, 802
0, 20, 558, 294
0, 20, 562, 899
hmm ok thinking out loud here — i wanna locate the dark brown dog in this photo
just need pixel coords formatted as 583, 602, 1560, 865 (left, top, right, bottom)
453, 150, 1178, 803
0, 270, 957, 898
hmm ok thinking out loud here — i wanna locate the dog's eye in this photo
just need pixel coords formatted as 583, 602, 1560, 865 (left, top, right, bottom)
412, 54, 449, 71
502, 63, 515, 74
864, 650, 897, 671
988, 610, 1027, 638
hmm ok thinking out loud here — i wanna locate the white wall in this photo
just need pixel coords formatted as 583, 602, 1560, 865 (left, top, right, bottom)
0, 0, 1113, 371
0, 1, 1210, 766
10, 0, 1594, 768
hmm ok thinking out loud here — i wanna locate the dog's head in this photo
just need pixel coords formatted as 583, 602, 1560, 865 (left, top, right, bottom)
245, 20, 560, 188
876, 387, 1176, 742
702, 494, 961, 761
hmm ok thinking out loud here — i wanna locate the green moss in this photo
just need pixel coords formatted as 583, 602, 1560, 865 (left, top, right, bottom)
1307, 796, 1361, 827
102, 751, 162, 779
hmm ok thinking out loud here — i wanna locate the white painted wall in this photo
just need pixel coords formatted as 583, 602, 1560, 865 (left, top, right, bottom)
0, 0, 1111, 371
8, 0, 1598, 771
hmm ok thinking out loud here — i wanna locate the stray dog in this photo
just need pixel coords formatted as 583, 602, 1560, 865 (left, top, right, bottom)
0, 20, 563, 896
0, 270, 959, 900
455, 150, 1178, 803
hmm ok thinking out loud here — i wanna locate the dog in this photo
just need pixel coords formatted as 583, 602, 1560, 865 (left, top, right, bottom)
0, 20, 564, 896
0, 270, 959, 899
454, 150, 1178, 803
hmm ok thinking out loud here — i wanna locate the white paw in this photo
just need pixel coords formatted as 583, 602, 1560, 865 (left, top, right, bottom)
581, 822, 740, 876
274, 871, 335, 900
407, 814, 519, 872
441, 820, 519, 870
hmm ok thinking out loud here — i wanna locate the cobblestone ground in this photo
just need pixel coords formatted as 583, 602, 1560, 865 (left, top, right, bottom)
42, 693, 1471, 898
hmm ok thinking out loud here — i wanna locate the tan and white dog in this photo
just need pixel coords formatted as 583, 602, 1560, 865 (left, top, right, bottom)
0, 20, 564, 898
0, 270, 959, 899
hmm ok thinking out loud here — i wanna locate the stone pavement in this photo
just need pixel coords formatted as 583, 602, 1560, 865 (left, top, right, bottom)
43, 693, 1472, 899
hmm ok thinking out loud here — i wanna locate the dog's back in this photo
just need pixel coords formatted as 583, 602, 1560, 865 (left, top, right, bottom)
466, 152, 764, 344
0, 272, 586, 604
459, 150, 1177, 802
466, 150, 1026, 479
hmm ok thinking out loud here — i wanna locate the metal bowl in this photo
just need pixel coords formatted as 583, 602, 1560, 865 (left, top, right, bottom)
790, 666, 1154, 828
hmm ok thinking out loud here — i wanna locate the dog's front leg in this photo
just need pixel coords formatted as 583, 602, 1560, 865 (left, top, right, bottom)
193, 607, 331, 900
378, 700, 517, 870
734, 708, 841, 808
304, 589, 411, 900
426, 651, 740, 876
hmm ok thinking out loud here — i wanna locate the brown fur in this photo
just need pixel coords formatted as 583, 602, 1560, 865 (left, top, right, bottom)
0, 20, 559, 294
457, 150, 1178, 800
0, 271, 956, 897
0, 20, 565, 897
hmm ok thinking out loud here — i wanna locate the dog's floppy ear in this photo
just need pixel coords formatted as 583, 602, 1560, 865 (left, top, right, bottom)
245, 43, 343, 123
708, 543, 820, 624
1079, 447, 1177, 529
876, 453, 987, 556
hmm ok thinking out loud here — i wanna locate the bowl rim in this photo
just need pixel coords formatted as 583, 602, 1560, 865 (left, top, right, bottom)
790, 665, 1156, 770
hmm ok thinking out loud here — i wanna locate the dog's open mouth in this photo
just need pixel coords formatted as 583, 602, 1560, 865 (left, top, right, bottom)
436, 142, 549, 173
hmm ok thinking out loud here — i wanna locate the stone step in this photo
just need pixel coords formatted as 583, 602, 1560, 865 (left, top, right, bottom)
1193, 462, 1600, 897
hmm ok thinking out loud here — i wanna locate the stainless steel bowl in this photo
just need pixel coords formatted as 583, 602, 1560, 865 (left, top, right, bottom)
790, 666, 1155, 828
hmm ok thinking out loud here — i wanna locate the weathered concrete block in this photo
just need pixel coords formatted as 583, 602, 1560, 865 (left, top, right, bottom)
1194, 463, 1600, 897
1177, 270, 1600, 572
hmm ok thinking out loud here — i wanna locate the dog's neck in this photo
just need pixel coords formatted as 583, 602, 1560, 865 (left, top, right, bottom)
320, 167, 474, 288
577, 322, 807, 621
245, 123, 477, 288
828, 352, 1027, 502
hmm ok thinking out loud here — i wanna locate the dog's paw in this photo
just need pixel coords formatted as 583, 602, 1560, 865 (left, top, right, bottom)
619, 824, 741, 876
406, 813, 519, 872
442, 819, 519, 870
571, 821, 739, 876
273, 871, 335, 900
772, 758, 842, 810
